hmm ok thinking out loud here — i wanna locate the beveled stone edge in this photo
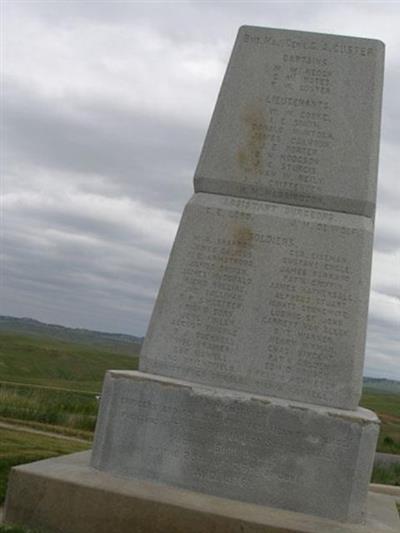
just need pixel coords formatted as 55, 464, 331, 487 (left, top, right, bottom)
237, 25, 385, 49
188, 191, 374, 228
193, 178, 376, 218
106, 370, 380, 424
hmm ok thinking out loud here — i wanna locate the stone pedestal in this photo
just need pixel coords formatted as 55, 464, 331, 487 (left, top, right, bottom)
91, 371, 379, 523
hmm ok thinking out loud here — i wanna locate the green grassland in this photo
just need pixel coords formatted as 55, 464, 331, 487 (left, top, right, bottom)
0, 382, 98, 435
361, 391, 400, 454
0, 315, 143, 357
0, 331, 139, 438
0, 332, 138, 391
371, 463, 400, 486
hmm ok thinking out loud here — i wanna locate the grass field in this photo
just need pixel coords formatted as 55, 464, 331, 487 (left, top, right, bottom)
0, 382, 98, 434
371, 463, 400, 486
361, 391, 400, 454
0, 331, 139, 436
0, 332, 138, 391
0, 316, 143, 357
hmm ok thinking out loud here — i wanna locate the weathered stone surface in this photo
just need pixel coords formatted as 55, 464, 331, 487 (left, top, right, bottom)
5, 452, 399, 533
140, 193, 373, 409
194, 26, 384, 217
91, 371, 379, 523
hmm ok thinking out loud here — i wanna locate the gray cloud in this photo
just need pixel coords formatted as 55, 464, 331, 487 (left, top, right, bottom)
4, 80, 200, 211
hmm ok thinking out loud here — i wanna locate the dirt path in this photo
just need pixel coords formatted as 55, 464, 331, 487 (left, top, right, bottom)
0, 421, 91, 444
0, 379, 99, 396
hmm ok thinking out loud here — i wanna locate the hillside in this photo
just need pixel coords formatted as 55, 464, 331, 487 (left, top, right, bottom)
0, 331, 139, 392
363, 377, 400, 395
0, 315, 143, 356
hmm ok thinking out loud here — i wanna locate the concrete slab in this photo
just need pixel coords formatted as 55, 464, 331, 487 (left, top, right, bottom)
4, 451, 399, 533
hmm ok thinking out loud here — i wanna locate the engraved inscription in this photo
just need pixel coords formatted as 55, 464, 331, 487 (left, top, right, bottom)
141, 196, 372, 408
114, 383, 358, 494
243, 30, 377, 57
194, 27, 383, 216
237, 64, 335, 201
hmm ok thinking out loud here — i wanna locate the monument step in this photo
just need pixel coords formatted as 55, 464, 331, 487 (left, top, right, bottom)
91, 371, 379, 523
4, 451, 399, 533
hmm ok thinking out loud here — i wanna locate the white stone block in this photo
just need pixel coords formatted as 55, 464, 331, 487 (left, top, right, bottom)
194, 26, 384, 217
91, 371, 379, 523
140, 193, 373, 409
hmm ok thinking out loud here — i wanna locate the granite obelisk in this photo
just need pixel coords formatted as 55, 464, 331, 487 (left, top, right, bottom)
91, 26, 385, 522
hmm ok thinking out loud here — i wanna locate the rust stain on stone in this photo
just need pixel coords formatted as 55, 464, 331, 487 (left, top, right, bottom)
237, 108, 266, 175
232, 224, 253, 254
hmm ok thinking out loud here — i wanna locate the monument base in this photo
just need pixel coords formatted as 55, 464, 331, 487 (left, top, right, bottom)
91, 371, 379, 522
4, 451, 399, 533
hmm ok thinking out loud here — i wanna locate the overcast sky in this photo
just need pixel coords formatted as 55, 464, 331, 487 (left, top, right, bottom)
2, 1, 399, 379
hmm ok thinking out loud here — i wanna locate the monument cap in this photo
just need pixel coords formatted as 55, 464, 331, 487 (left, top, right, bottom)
194, 26, 385, 217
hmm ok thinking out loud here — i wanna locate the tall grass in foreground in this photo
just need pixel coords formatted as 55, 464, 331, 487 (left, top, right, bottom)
371, 463, 400, 486
0, 383, 99, 432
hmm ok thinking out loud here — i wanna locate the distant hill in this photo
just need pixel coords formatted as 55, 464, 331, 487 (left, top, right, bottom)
0, 331, 139, 392
363, 377, 400, 394
0, 315, 143, 357
0, 316, 142, 391
1, 316, 399, 394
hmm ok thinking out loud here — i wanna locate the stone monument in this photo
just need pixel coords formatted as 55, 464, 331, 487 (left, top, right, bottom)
5, 26, 399, 533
